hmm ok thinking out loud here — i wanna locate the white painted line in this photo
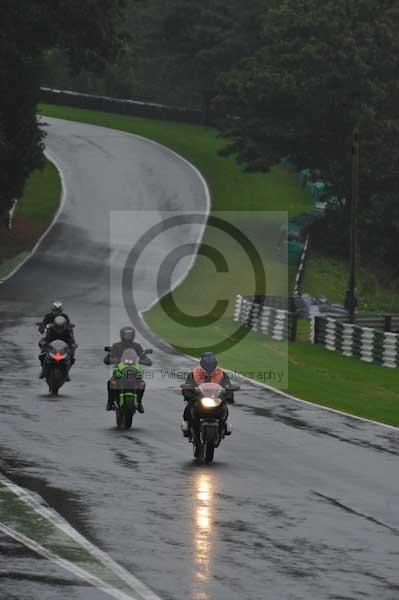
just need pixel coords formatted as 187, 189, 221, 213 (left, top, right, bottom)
117, 127, 211, 314
0, 522, 136, 600
0, 474, 163, 600
182, 341, 399, 432
7, 198, 18, 230
0, 149, 66, 285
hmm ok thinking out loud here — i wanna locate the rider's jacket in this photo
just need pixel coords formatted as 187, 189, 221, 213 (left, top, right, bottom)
41, 323, 76, 350
40, 312, 71, 333
183, 367, 232, 401
192, 366, 225, 384
105, 341, 147, 365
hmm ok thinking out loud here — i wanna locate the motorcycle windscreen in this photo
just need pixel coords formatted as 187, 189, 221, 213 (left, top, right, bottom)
198, 383, 223, 398
120, 349, 138, 364
48, 339, 69, 357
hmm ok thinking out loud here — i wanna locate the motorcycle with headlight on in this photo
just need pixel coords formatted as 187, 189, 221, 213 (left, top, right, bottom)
181, 382, 239, 465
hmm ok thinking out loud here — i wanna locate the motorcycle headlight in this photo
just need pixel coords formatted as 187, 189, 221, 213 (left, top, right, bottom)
113, 369, 122, 379
201, 397, 221, 408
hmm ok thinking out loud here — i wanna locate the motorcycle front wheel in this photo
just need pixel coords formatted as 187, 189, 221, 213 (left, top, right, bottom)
204, 442, 215, 464
123, 408, 134, 429
116, 397, 134, 430
193, 441, 204, 464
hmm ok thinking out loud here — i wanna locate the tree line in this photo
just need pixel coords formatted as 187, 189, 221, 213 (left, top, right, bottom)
0, 0, 126, 224
2, 0, 398, 275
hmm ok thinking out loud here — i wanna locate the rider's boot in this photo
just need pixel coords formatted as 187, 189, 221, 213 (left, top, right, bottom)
181, 419, 190, 438
38, 353, 45, 378
224, 422, 233, 436
138, 401, 144, 414
106, 393, 114, 411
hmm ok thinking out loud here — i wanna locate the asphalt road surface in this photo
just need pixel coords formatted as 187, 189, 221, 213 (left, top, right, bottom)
1, 118, 399, 600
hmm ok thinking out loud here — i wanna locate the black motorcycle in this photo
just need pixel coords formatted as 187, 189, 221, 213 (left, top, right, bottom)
181, 382, 238, 464
43, 339, 72, 395
37, 322, 75, 395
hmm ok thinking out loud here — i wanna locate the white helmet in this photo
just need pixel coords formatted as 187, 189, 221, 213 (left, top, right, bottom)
52, 301, 63, 314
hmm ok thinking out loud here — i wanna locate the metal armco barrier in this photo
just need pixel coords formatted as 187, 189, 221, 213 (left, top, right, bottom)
312, 316, 399, 368
244, 295, 297, 312
234, 295, 297, 342
355, 315, 399, 333
40, 87, 213, 125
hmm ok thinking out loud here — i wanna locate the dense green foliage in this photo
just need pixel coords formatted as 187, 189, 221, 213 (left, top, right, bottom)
42, 0, 399, 273
0, 0, 126, 222
44, 0, 264, 107
3, 0, 399, 274
219, 0, 399, 272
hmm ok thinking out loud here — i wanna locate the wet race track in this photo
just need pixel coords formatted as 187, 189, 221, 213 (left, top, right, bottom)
1, 118, 399, 600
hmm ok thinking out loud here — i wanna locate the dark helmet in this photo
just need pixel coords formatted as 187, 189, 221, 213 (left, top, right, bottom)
53, 316, 67, 334
200, 352, 218, 375
52, 301, 63, 315
121, 349, 138, 365
120, 326, 136, 344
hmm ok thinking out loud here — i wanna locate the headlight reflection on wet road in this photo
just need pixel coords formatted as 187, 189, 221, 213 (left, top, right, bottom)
192, 472, 215, 600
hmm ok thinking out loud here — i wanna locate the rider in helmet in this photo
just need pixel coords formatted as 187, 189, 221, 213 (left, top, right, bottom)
105, 326, 151, 411
38, 301, 72, 335
108, 349, 145, 414
104, 326, 152, 367
181, 352, 233, 437
39, 316, 77, 380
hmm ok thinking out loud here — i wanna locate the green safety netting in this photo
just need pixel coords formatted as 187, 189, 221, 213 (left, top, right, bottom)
280, 211, 322, 240
286, 240, 304, 263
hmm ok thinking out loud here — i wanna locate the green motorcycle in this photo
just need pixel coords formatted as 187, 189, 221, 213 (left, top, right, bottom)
115, 390, 139, 430
106, 347, 152, 430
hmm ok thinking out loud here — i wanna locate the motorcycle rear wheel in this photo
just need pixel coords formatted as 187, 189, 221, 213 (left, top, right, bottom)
48, 369, 63, 396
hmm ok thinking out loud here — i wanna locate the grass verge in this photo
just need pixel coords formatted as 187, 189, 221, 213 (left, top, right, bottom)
39, 104, 399, 427
303, 252, 399, 314
0, 480, 147, 597
39, 104, 312, 215
0, 160, 61, 281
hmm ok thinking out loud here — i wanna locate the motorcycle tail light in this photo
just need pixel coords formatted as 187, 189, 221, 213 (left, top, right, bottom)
52, 352, 66, 362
